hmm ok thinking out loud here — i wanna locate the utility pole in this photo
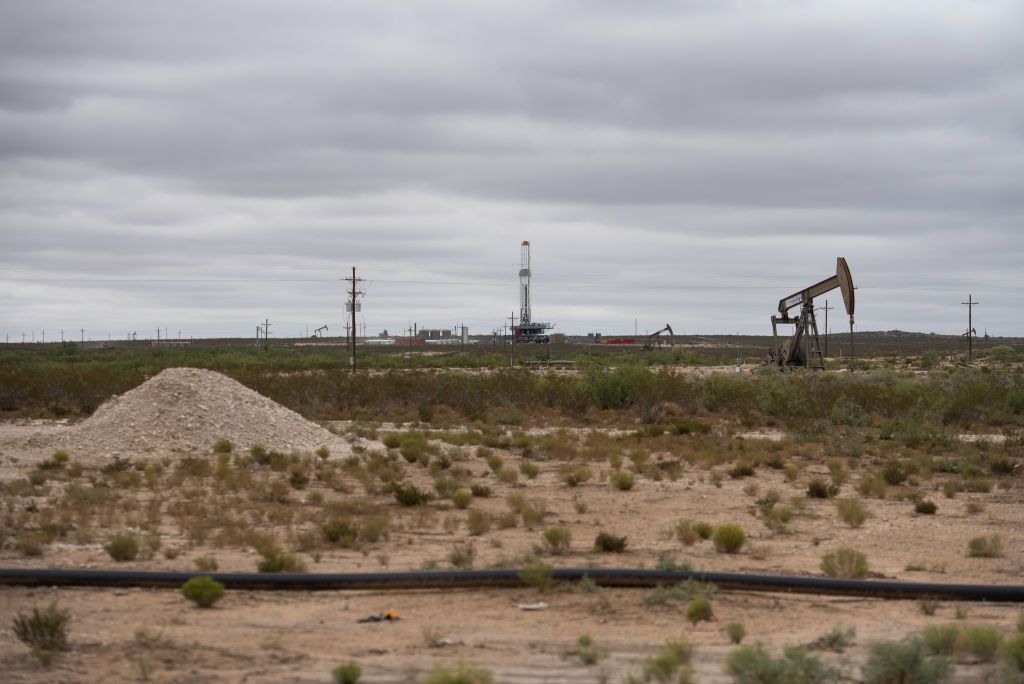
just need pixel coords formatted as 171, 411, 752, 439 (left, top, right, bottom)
60, 330, 64, 344
507, 311, 517, 367
817, 300, 834, 357
344, 266, 365, 373
962, 294, 979, 361
41, 330, 45, 344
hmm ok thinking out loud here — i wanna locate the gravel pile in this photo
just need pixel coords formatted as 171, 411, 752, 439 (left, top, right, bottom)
47, 367, 346, 459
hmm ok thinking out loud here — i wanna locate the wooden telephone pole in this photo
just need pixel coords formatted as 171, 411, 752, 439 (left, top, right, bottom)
962, 294, 979, 361
345, 267, 365, 373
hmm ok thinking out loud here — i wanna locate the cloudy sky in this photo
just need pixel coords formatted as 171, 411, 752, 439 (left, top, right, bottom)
1, 0, 1022, 341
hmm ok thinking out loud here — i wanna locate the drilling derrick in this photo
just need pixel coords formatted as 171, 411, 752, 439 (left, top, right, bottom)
514, 240, 554, 343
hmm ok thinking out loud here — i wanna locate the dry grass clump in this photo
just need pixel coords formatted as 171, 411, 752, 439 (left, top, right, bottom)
12, 603, 71, 664
836, 498, 868, 528
542, 526, 571, 555
104, 532, 139, 562
610, 469, 636, 491
594, 531, 627, 553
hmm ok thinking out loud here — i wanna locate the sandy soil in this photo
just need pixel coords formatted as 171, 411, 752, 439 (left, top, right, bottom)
1, 369, 1022, 682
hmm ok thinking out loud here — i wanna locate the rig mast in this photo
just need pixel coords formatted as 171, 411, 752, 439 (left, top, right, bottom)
515, 240, 553, 343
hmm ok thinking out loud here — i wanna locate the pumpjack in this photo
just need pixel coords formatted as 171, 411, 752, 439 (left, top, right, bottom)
768, 258, 854, 370
311, 325, 328, 339
643, 324, 675, 350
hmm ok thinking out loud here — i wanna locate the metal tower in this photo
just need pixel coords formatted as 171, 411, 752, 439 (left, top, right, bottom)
514, 240, 553, 343
519, 240, 532, 325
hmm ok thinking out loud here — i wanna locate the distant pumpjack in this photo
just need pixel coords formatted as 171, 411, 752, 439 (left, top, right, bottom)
643, 324, 675, 350
768, 258, 855, 370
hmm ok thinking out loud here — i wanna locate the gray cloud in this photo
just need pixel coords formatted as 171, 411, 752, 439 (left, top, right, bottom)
1, 1, 1022, 340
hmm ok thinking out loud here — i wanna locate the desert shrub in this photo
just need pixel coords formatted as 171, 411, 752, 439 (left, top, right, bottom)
382, 433, 402, 449
322, 517, 359, 547
17, 532, 46, 557
466, 510, 493, 536
922, 624, 959, 655
687, 596, 713, 625
448, 542, 476, 569
693, 521, 714, 540
957, 626, 1002, 663
469, 484, 492, 498
858, 475, 888, 499
713, 524, 746, 554
495, 466, 519, 485
676, 520, 700, 546
830, 396, 871, 426
332, 662, 362, 684
729, 461, 756, 478
820, 548, 868, 579
836, 498, 868, 528
862, 637, 952, 684
594, 531, 628, 553
12, 603, 71, 658
104, 532, 139, 562
915, 499, 938, 515
250, 444, 269, 462
519, 462, 540, 479
807, 477, 839, 499
559, 464, 592, 487
485, 452, 503, 473
451, 488, 473, 509
257, 548, 306, 573
575, 634, 604, 665
517, 558, 553, 592
433, 475, 459, 498
643, 638, 694, 683
181, 576, 225, 608
391, 482, 430, 506
726, 622, 746, 644
542, 526, 571, 554
671, 417, 711, 435
610, 469, 636, 491
422, 661, 494, 684
194, 554, 219, 572
967, 535, 1003, 558
315, 445, 330, 460
725, 644, 836, 684
213, 438, 233, 453
1001, 633, 1024, 681
882, 461, 908, 486
814, 626, 856, 652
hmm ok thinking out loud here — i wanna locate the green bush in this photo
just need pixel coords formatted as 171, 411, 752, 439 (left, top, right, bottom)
542, 526, 571, 555
451, 488, 473, 509
181, 576, 225, 608
391, 482, 430, 506
194, 554, 218, 571
921, 624, 959, 655
957, 625, 1002, 663
12, 602, 71, 657
594, 531, 627, 553
915, 499, 937, 515
725, 644, 836, 684
820, 548, 868, 579
643, 638, 694, 683
213, 438, 233, 453
422, 661, 494, 684
687, 596, 713, 625
862, 638, 952, 684
332, 662, 362, 684
517, 558, 553, 592
322, 517, 359, 546
807, 477, 839, 499
610, 469, 636, 491
257, 548, 306, 573
519, 462, 540, 479
1001, 632, 1024, 681
967, 535, 1003, 558
726, 622, 746, 644
104, 532, 139, 562
713, 524, 746, 554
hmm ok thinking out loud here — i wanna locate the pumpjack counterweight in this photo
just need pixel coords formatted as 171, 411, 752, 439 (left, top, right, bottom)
768, 258, 855, 370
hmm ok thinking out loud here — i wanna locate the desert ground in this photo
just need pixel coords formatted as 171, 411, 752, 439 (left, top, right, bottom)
2, 356, 1023, 682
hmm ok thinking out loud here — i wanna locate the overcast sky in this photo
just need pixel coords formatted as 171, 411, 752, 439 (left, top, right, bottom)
1, 1, 1022, 342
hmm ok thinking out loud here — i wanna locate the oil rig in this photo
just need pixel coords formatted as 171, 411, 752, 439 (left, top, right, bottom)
515, 240, 554, 343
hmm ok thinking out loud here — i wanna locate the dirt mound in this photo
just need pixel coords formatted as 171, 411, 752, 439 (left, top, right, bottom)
49, 367, 346, 459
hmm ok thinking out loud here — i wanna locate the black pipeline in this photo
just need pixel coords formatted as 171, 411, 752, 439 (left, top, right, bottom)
2, 568, 1024, 602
